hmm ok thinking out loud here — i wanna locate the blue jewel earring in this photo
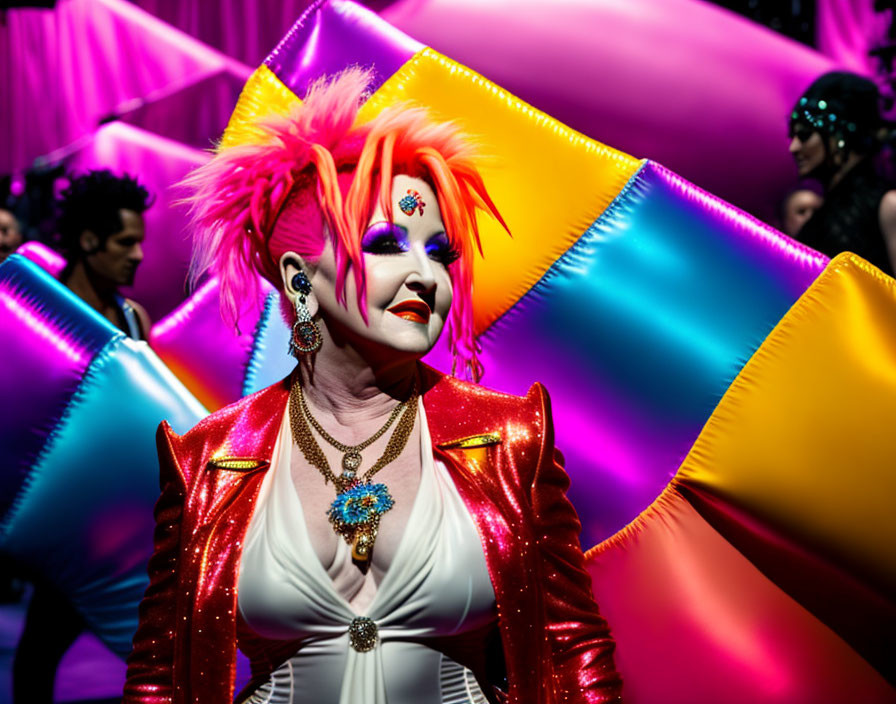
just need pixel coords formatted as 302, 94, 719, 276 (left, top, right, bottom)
289, 270, 322, 356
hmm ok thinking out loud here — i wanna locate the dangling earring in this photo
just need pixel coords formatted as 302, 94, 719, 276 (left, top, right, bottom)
289, 270, 322, 356
833, 138, 847, 168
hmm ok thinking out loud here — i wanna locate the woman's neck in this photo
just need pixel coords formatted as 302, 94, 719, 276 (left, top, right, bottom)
297, 333, 418, 426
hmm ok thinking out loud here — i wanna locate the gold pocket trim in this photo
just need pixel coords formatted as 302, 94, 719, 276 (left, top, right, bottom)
208, 457, 269, 471
439, 432, 502, 450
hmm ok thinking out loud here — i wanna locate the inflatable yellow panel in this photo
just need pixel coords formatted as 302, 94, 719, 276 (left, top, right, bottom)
221, 65, 302, 149
677, 253, 896, 591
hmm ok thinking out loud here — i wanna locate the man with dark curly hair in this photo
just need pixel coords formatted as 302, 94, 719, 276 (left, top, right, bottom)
57, 169, 153, 338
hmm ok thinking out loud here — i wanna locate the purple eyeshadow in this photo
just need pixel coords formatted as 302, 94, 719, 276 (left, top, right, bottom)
360, 222, 459, 264
361, 222, 408, 252
425, 233, 450, 255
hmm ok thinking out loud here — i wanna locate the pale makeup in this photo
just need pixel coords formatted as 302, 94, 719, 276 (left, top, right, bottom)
298, 174, 455, 361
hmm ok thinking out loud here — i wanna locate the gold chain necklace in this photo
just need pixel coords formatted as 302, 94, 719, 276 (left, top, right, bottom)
297, 381, 405, 479
288, 376, 419, 562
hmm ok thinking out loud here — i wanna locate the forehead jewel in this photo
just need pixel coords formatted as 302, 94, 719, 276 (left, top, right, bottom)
398, 189, 426, 217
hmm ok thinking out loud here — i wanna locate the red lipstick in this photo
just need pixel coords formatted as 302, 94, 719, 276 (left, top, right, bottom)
387, 299, 431, 324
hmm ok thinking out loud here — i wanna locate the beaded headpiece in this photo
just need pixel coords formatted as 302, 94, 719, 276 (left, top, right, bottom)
790, 71, 882, 154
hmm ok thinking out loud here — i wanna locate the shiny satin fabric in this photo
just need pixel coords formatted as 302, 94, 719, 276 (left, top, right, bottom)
585, 488, 894, 704
221, 64, 302, 149
0, 255, 206, 655
151, 280, 295, 409
674, 253, 896, 676
478, 161, 826, 545
150, 276, 273, 410
264, 0, 421, 104
0, 255, 112, 518
221, 0, 422, 151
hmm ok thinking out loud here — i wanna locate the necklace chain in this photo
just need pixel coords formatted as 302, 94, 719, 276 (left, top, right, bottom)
288, 376, 418, 491
298, 382, 405, 454
288, 375, 419, 564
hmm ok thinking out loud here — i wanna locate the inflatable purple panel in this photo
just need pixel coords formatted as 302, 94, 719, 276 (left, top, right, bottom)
266, 0, 422, 98
0, 256, 110, 517
0, 254, 206, 657
150, 276, 272, 410
477, 161, 826, 546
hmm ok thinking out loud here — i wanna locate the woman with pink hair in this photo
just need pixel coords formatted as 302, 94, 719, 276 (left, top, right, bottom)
123, 68, 622, 704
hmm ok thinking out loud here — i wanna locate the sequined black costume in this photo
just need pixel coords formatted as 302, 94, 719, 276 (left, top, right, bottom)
797, 159, 894, 277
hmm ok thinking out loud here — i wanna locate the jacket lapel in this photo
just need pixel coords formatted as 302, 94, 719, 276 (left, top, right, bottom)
200, 381, 289, 517
183, 381, 290, 701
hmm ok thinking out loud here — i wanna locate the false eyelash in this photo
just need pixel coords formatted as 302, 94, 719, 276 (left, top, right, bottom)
430, 246, 461, 265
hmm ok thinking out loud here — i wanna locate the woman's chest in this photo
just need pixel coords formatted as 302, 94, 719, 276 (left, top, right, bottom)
238, 434, 497, 641
290, 434, 424, 577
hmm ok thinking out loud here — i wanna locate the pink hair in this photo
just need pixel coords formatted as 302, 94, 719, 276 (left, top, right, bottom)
183, 67, 506, 379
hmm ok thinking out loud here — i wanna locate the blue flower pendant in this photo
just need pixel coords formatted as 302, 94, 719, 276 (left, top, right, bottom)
327, 481, 395, 562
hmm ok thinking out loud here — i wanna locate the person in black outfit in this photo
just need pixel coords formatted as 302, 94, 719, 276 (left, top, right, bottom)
56, 170, 153, 338
788, 71, 896, 277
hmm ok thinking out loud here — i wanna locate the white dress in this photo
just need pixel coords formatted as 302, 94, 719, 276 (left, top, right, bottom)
238, 401, 497, 704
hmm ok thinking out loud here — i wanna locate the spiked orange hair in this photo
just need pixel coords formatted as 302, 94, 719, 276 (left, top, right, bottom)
184, 67, 506, 379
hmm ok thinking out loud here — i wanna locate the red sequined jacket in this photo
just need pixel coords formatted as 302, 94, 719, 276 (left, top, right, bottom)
123, 366, 622, 703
